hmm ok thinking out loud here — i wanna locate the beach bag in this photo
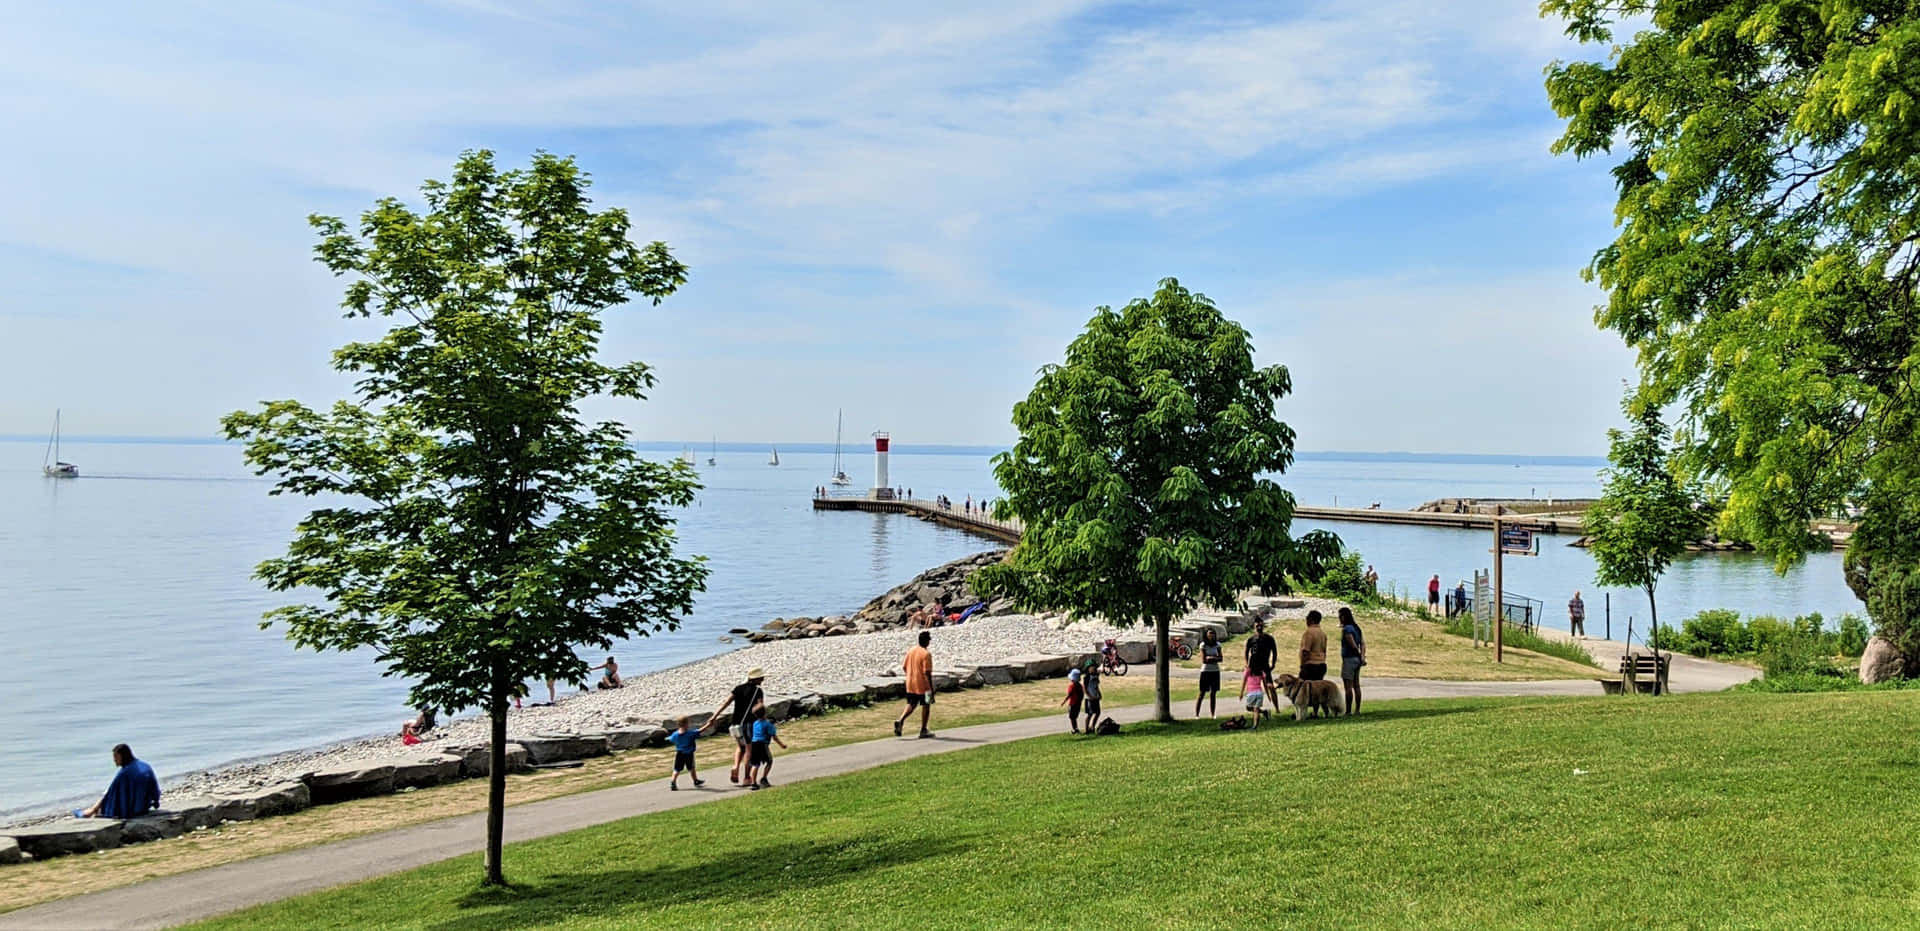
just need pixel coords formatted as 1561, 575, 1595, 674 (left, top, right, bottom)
1095, 717, 1121, 736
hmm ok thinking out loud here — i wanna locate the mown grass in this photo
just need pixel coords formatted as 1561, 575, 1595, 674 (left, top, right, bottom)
196, 691, 1920, 930
1438, 611, 1599, 668
1178, 606, 1599, 681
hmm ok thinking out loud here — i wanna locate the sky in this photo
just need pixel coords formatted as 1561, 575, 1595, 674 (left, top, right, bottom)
0, 0, 1637, 455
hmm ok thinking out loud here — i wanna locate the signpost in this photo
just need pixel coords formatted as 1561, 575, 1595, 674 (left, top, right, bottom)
1472, 570, 1491, 647
1490, 518, 1538, 663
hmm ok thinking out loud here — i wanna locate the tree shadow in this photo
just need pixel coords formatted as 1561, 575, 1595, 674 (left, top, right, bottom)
430, 833, 968, 931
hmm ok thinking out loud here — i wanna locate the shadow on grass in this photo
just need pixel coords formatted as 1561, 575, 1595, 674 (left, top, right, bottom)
430, 833, 967, 931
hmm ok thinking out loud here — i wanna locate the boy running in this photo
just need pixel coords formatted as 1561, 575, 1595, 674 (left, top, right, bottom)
665, 716, 704, 790
745, 708, 786, 790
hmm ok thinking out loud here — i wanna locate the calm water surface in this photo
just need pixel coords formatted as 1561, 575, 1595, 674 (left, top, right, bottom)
0, 442, 1860, 815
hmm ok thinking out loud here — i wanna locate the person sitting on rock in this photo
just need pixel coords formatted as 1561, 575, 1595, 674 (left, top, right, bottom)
75, 743, 160, 819
400, 706, 437, 744
589, 655, 623, 689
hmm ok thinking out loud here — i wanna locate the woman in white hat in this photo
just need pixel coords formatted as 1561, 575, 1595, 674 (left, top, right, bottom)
705, 667, 767, 785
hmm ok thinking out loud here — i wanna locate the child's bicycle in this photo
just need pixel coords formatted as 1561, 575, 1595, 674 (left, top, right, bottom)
1098, 639, 1128, 676
1167, 634, 1193, 661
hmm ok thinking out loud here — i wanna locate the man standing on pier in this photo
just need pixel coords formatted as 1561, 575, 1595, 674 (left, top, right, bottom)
1569, 591, 1586, 637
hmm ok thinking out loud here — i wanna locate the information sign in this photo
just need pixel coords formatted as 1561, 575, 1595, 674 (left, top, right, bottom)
1499, 525, 1535, 555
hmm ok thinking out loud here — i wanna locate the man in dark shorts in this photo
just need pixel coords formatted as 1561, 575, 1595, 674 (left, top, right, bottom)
704, 667, 766, 785
1299, 610, 1329, 681
1428, 574, 1442, 613
1339, 606, 1366, 715
1245, 617, 1278, 694
1194, 628, 1224, 717
894, 631, 935, 738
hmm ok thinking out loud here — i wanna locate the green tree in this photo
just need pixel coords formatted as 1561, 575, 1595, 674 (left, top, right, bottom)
222, 150, 708, 885
1545, 1, 1920, 672
1586, 401, 1706, 659
975, 278, 1340, 723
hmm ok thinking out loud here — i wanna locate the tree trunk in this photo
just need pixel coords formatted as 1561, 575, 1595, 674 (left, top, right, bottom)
1646, 583, 1661, 694
1154, 614, 1173, 724
484, 687, 508, 886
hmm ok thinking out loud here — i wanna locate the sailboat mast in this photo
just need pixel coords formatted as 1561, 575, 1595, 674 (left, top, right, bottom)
53, 409, 60, 464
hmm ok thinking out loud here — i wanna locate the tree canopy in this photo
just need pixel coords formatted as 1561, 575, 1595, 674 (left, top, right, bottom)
1586, 400, 1706, 650
1545, 0, 1920, 667
222, 150, 708, 884
975, 278, 1340, 722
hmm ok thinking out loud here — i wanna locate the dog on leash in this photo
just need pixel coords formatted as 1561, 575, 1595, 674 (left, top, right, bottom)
1274, 673, 1346, 720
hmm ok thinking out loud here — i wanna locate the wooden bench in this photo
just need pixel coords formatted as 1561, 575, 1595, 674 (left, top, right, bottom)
1597, 652, 1671, 695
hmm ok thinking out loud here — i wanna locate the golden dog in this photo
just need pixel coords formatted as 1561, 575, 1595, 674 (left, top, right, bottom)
1274, 673, 1345, 720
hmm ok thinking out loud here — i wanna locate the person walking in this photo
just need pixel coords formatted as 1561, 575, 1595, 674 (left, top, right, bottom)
704, 668, 767, 785
895, 631, 935, 738
1081, 659, 1103, 733
1299, 610, 1329, 681
1569, 590, 1587, 637
1454, 581, 1468, 620
1238, 661, 1266, 729
1194, 628, 1224, 718
1244, 617, 1278, 695
1339, 606, 1366, 715
1428, 574, 1442, 613
665, 716, 705, 790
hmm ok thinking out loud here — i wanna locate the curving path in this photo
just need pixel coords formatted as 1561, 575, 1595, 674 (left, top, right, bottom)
0, 661, 1753, 930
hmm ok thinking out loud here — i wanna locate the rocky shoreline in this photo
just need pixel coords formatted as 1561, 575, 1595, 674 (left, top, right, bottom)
1, 546, 1312, 865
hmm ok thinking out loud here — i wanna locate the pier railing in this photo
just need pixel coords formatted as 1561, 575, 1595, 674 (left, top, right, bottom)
811, 492, 1024, 545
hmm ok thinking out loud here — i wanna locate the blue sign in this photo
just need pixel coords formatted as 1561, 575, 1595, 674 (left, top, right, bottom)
1499, 526, 1535, 555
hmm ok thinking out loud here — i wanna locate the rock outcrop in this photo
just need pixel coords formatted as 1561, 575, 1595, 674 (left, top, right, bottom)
848, 550, 1017, 628
9, 820, 124, 859
1859, 636, 1905, 684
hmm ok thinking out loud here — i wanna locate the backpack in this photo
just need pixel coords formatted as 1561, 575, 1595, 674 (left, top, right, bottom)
1095, 717, 1121, 736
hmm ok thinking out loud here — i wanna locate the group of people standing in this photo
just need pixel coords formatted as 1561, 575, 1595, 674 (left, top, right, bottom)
1190, 608, 1366, 725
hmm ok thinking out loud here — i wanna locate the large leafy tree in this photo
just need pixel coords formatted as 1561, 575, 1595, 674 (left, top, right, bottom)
1586, 400, 1706, 657
975, 278, 1340, 723
1545, 1, 1920, 671
222, 150, 708, 885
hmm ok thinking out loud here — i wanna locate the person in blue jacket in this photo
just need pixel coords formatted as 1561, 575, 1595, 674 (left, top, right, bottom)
76, 743, 160, 819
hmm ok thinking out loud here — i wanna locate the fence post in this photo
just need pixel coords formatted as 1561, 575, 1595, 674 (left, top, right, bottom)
1605, 592, 1610, 641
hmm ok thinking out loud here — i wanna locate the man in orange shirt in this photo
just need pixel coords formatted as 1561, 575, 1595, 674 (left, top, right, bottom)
894, 631, 935, 739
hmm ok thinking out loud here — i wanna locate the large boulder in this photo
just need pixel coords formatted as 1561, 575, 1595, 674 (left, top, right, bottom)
0, 836, 19, 865
8, 819, 123, 859
788, 692, 827, 717
305, 764, 397, 805
1859, 636, 1906, 684
1006, 653, 1073, 680
517, 734, 610, 765
165, 796, 246, 830
213, 782, 311, 820
390, 755, 464, 790
121, 812, 188, 844
1113, 640, 1155, 665
760, 695, 800, 721
446, 744, 530, 778
929, 670, 960, 692
861, 677, 907, 701
659, 710, 714, 732
814, 681, 874, 707
599, 727, 668, 751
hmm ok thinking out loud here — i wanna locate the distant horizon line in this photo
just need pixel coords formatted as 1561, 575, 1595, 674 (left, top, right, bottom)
0, 434, 1608, 465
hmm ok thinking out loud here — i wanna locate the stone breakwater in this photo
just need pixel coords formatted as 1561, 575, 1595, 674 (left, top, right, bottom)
0, 588, 1307, 865
744, 550, 1016, 642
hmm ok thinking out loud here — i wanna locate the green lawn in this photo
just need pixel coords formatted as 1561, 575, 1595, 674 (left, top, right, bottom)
198, 692, 1920, 930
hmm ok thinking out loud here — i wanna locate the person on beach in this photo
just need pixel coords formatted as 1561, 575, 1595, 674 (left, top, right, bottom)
666, 716, 705, 790
589, 656, 623, 689
1364, 565, 1379, 594
1239, 663, 1266, 729
1569, 591, 1586, 637
1299, 610, 1329, 681
1428, 574, 1442, 613
895, 631, 936, 738
1245, 618, 1278, 694
75, 744, 160, 819
1081, 659, 1103, 733
400, 706, 436, 744
1339, 606, 1366, 715
1195, 628, 1224, 718
1061, 667, 1085, 732
704, 668, 767, 785
745, 708, 786, 789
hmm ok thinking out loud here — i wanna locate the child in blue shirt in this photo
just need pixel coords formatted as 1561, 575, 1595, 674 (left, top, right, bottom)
666, 716, 705, 791
746, 708, 787, 790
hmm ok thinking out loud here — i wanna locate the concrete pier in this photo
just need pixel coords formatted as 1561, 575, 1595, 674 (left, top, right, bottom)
811, 495, 1023, 544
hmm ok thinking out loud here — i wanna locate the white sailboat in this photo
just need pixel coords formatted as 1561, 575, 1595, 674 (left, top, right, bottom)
43, 409, 78, 478
707, 436, 717, 467
830, 409, 851, 486
679, 446, 696, 465
768, 446, 779, 467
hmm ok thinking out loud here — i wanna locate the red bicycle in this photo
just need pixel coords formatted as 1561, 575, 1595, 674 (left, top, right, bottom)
1098, 639, 1129, 676
1168, 634, 1193, 661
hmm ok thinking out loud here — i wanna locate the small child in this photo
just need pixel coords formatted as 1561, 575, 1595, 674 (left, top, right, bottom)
666, 715, 704, 791
746, 708, 786, 790
1240, 666, 1266, 731
1081, 661, 1103, 734
1060, 667, 1085, 733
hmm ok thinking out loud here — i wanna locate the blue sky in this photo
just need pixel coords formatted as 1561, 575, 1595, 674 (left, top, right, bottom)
0, 0, 1635, 454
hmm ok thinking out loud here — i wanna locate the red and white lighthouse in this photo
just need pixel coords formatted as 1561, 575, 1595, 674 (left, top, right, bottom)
871, 432, 893, 499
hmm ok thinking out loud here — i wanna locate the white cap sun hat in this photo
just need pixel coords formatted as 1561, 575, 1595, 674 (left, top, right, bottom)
1068, 668, 1082, 682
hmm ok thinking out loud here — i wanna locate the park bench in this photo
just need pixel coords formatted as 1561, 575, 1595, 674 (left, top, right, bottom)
1597, 652, 1670, 696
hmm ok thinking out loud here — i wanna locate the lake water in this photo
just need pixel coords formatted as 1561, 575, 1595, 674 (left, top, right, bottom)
0, 441, 1860, 816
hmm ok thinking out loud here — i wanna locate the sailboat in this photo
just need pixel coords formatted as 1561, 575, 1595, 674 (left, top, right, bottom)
830, 409, 851, 486
768, 446, 779, 467
43, 410, 78, 478
707, 436, 717, 467
679, 446, 696, 466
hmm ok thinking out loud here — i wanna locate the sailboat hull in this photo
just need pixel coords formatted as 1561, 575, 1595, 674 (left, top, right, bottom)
44, 464, 78, 478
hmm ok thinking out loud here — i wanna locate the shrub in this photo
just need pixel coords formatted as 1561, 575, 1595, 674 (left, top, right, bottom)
1761, 635, 1843, 679
1837, 614, 1871, 658
1745, 616, 1792, 653
1649, 626, 1706, 657
1306, 550, 1375, 604
1682, 609, 1747, 654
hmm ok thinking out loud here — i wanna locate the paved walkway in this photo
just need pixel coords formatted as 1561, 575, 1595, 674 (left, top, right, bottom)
0, 667, 1749, 930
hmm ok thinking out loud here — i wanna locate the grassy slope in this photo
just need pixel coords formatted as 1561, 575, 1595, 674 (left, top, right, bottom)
199, 691, 1920, 930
